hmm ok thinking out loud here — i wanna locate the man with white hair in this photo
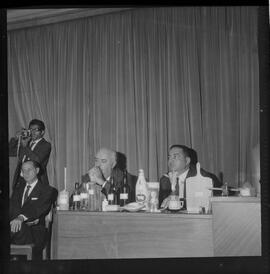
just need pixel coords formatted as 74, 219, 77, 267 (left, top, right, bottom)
81, 148, 137, 203
88, 148, 117, 187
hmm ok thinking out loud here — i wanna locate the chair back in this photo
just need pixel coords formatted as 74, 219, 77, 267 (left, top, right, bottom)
45, 208, 53, 228
43, 186, 58, 259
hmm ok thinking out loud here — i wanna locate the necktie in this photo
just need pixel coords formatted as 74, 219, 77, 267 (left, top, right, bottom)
175, 178, 179, 195
183, 179, 186, 209
23, 185, 31, 205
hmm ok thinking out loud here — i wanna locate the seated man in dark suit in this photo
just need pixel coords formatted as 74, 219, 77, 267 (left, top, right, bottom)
10, 160, 54, 260
159, 144, 222, 208
9, 119, 51, 190
81, 148, 137, 204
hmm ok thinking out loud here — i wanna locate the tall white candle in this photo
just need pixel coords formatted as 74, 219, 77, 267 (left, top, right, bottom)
64, 167, 67, 190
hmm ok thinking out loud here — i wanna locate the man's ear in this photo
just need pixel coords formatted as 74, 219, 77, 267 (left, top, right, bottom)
186, 156, 191, 166
36, 167, 40, 175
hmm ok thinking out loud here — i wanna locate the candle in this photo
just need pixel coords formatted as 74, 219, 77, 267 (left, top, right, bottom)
64, 167, 67, 190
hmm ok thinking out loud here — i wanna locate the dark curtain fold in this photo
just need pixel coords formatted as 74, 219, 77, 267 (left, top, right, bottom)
8, 7, 259, 193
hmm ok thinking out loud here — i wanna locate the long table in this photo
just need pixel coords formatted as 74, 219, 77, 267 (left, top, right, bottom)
51, 197, 261, 259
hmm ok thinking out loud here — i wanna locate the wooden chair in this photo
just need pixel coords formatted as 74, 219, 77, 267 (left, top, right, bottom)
10, 207, 54, 261
10, 244, 34, 260
42, 207, 54, 259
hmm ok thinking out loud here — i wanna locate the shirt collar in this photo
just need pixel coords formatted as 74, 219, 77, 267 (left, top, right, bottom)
26, 179, 38, 189
31, 138, 42, 145
178, 169, 189, 182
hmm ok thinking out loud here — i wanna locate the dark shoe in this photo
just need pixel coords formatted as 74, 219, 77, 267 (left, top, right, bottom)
10, 255, 26, 261
10, 255, 19, 261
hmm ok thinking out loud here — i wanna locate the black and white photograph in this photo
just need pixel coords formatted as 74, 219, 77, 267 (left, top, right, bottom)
0, 5, 269, 274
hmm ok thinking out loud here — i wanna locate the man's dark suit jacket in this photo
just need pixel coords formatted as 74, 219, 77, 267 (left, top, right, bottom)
9, 137, 51, 189
10, 179, 53, 246
158, 165, 222, 208
82, 169, 137, 204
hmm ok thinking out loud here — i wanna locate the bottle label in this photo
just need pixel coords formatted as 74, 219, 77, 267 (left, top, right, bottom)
108, 194, 114, 201
136, 194, 146, 202
73, 195, 81, 202
88, 189, 94, 195
80, 193, 88, 199
120, 193, 128, 200
58, 196, 68, 204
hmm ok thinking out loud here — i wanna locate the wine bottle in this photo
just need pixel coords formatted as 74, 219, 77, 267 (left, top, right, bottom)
80, 182, 89, 210
72, 182, 81, 210
108, 177, 115, 205
120, 170, 129, 206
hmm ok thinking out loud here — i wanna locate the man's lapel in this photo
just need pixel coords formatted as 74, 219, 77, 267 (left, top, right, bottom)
17, 182, 26, 207
31, 138, 44, 152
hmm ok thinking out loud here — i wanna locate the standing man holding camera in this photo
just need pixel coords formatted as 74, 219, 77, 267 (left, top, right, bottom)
9, 119, 51, 190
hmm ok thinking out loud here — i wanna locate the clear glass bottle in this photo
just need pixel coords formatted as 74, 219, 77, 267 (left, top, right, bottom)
222, 182, 229, 196
72, 182, 81, 210
120, 170, 129, 206
88, 182, 96, 211
135, 169, 148, 210
168, 178, 182, 210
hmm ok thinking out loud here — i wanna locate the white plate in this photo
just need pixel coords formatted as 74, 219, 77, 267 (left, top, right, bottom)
123, 202, 145, 212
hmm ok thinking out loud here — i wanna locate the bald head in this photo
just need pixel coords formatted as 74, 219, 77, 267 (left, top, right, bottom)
94, 148, 116, 179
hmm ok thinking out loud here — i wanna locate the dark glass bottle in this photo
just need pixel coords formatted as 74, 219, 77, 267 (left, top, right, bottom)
120, 170, 129, 206
72, 182, 81, 210
108, 177, 116, 205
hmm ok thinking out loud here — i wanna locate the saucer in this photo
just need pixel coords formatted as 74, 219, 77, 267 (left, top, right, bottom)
122, 202, 145, 212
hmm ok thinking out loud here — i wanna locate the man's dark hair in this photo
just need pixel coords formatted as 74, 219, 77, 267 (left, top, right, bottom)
169, 144, 198, 166
188, 147, 198, 166
22, 160, 41, 170
29, 119, 45, 131
115, 151, 127, 171
22, 160, 44, 176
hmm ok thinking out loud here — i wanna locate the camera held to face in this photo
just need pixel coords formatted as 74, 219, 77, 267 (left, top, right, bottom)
21, 129, 31, 138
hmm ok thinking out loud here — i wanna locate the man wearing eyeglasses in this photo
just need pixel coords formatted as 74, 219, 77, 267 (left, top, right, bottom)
158, 144, 222, 208
9, 119, 51, 190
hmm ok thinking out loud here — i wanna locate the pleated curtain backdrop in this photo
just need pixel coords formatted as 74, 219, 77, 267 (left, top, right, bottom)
8, 7, 259, 194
